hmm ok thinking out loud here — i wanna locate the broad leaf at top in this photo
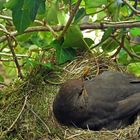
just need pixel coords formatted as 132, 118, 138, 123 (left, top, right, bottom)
5, 0, 43, 33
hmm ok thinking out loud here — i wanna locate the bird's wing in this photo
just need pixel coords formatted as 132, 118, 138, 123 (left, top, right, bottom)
114, 92, 140, 120
79, 93, 140, 130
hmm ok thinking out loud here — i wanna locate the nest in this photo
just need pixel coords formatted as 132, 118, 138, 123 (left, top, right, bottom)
0, 53, 140, 140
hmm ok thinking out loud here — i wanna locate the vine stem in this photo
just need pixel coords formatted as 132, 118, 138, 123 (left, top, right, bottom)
57, 0, 82, 41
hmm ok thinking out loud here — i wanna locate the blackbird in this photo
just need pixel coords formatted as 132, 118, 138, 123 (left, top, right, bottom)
53, 71, 140, 130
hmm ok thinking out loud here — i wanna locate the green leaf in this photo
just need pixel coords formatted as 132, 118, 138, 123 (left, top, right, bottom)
84, 0, 107, 8
12, 8, 32, 33
0, 75, 4, 82
130, 28, 140, 36
57, 11, 67, 25
0, 0, 6, 10
37, 0, 46, 15
127, 62, 140, 76
102, 38, 119, 52
46, 4, 58, 25
117, 49, 129, 65
62, 25, 83, 48
52, 40, 76, 64
84, 38, 94, 47
74, 8, 86, 24
6, 0, 42, 33
84, 0, 107, 13
108, 1, 122, 21
101, 27, 114, 42
4, 0, 22, 9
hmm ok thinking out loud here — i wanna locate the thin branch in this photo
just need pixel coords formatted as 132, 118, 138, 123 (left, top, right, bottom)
58, 0, 82, 41
45, 22, 58, 39
0, 52, 28, 57
123, 46, 140, 59
0, 82, 8, 86
1, 20, 140, 43
6, 35, 24, 79
110, 35, 124, 58
123, 0, 140, 14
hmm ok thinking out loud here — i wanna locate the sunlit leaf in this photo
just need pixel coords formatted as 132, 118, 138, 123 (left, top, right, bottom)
130, 28, 140, 36
127, 62, 140, 76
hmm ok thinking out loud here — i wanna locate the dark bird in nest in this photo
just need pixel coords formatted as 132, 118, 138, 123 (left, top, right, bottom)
53, 71, 140, 130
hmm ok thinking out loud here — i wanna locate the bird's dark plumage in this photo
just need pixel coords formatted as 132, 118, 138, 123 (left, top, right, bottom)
53, 71, 140, 130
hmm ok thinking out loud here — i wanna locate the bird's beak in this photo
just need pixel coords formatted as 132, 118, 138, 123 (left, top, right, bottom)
82, 87, 88, 97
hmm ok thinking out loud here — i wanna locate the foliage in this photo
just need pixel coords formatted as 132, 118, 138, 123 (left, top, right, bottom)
0, 0, 140, 81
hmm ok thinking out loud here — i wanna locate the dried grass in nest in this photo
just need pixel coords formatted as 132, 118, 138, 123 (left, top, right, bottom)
0, 53, 140, 140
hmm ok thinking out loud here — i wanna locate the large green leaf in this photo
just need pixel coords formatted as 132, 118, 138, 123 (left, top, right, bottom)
12, 8, 32, 33
62, 25, 83, 48
46, 5, 58, 25
52, 40, 76, 64
84, 0, 107, 13
74, 8, 86, 24
5, 0, 42, 33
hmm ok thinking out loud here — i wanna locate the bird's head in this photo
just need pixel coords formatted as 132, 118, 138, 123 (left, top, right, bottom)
53, 79, 88, 125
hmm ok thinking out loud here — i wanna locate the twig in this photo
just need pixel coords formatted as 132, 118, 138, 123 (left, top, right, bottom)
0, 24, 23, 79
110, 35, 124, 58
45, 22, 58, 39
123, 46, 140, 59
66, 132, 83, 139
0, 95, 28, 139
28, 105, 51, 134
122, 0, 140, 14
6, 35, 24, 79
57, 0, 82, 41
0, 82, 8, 86
0, 52, 28, 57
